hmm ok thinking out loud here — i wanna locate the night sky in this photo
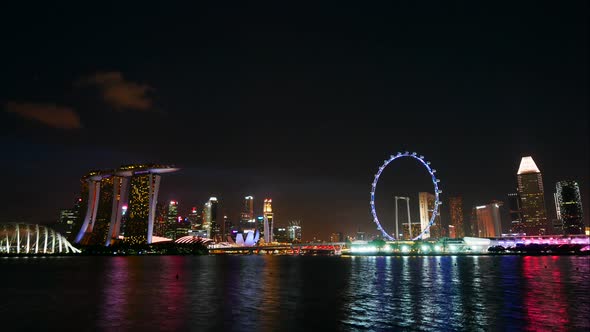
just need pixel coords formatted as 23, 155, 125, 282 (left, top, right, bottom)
1, 3, 588, 240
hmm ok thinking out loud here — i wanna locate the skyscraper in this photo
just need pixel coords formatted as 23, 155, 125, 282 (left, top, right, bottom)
516, 156, 548, 235
222, 215, 233, 241
474, 203, 502, 237
57, 198, 82, 241
209, 197, 220, 241
555, 180, 584, 235
57, 207, 78, 239
507, 192, 524, 234
239, 196, 255, 231
202, 200, 211, 234
187, 207, 201, 230
448, 196, 464, 238
167, 201, 178, 225
288, 220, 302, 243
419, 192, 441, 239
162, 200, 178, 239
202, 197, 219, 240
274, 227, 288, 243
263, 198, 274, 243
154, 202, 168, 237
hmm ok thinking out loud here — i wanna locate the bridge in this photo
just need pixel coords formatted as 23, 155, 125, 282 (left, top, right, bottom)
208, 242, 346, 255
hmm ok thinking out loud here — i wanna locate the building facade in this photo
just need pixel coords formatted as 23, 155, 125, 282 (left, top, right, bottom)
474, 203, 502, 237
516, 156, 548, 235
419, 192, 442, 239
507, 192, 524, 234
263, 198, 274, 243
448, 196, 464, 238
239, 196, 256, 232
288, 220, 302, 243
555, 180, 584, 235
73, 164, 178, 246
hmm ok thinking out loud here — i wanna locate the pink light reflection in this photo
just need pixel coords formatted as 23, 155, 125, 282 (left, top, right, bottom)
523, 256, 569, 331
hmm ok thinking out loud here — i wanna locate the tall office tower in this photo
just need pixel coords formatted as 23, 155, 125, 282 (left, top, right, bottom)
202, 197, 219, 239
167, 201, 178, 224
58, 207, 78, 239
474, 203, 502, 237
274, 227, 288, 243
555, 180, 584, 235
187, 207, 201, 230
508, 193, 524, 234
209, 197, 220, 241
162, 200, 177, 238
222, 215, 232, 240
153, 202, 167, 237
175, 217, 191, 239
448, 196, 464, 238
288, 220, 302, 243
263, 198, 274, 243
202, 201, 212, 237
120, 205, 128, 236
419, 192, 442, 239
516, 156, 548, 235
448, 225, 456, 238
239, 196, 255, 231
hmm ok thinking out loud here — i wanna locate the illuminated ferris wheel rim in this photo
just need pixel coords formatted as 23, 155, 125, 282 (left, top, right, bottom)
370, 151, 441, 241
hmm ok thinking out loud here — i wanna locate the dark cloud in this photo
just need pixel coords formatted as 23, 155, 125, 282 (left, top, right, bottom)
4, 102, 81, 129
78, 72, 154, 110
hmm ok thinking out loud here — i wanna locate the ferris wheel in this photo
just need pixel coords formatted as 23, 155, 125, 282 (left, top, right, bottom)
370, 151, 441, 241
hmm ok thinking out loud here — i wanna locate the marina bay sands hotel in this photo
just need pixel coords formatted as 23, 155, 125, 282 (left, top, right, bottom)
73, 164, 179, 246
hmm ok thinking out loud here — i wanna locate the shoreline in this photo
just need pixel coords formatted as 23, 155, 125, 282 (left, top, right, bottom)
1, 252, 589, 258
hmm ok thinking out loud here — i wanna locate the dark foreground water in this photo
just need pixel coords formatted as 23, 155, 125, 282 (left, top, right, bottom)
1, 255, 589, 331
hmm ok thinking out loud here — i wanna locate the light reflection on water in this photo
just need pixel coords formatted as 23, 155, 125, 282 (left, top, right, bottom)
0, 255, 589, 331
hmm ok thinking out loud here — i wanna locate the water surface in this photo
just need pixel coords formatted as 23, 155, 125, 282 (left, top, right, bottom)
1, 255, 588, 331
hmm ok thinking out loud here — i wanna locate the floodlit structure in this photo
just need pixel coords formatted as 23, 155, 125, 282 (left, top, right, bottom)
175, 236, 214, 246
463, 237, 492, 253
1, 223, 80, 254
263, 198, 274, 243
370, 151, 441, 240
288, 220, 302, 243
235, 230, 260, 246
74, 164, 179, 246
516, 156, 548, 235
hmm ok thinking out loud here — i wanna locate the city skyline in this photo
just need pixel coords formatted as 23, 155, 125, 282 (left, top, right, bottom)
54, 154, 587, 242
1, 3, 589, 331
0, 3, 588, 241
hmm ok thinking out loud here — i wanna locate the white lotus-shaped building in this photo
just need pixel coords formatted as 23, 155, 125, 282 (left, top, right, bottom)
234, 230, 260, 247
0, 223, 80, 254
